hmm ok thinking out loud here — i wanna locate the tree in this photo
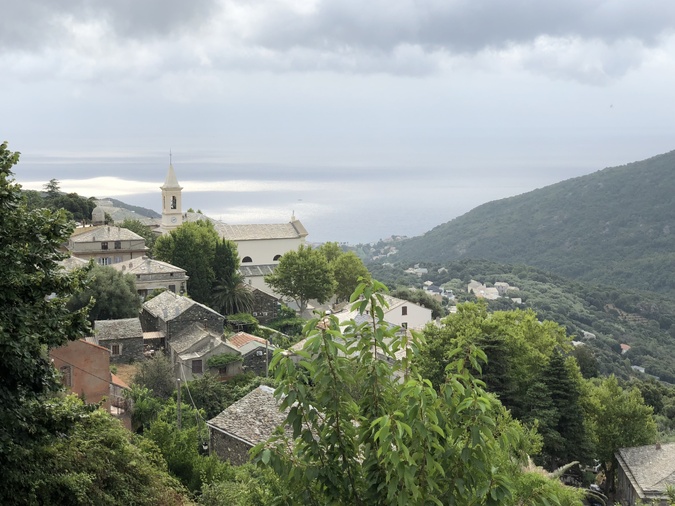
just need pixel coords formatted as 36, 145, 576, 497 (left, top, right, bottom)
0, 141, 90, 499
586, 375, 657, 494
43, 178, 60, 198
154, 220, 219, 304
331, 251, 370, 302
133, 354, 176, 400
210, 239, 252, 315
120, 218, 158, 251
253, 279, 583, 505
67, 264, 141, 323
264, 244, 335, 315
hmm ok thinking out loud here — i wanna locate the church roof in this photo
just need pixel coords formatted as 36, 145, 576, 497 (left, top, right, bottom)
162, 163, 182, 190
212, 221, 307, 241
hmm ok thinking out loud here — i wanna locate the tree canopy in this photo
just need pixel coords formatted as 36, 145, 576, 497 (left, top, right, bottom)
67, 264, 141, 323
154, 220, 219, 304
265, 244, 335, 315
253, 279, 583, 505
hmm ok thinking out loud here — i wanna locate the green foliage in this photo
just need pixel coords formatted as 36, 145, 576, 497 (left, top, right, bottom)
127, 384, 164, 432
32, 396, 188, 505
67, 263, 141, 323
253, 279, 577, 505
211, 239, 253, 315
331, 251, 371, 302
133, 355, 176, 400
207, 353, 242, 368
585, 375, 657, 494
226, 313, 260, 334
393, 150, 675, 297
198, 464, 285, 506
391, 286, 445, 318
154, 220, 219, 304
119, 218, 158, 251
0, 141, 93, 496
265, 244, 335, 314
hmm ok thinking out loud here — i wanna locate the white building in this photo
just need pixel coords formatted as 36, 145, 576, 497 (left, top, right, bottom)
335, 294, 432, 331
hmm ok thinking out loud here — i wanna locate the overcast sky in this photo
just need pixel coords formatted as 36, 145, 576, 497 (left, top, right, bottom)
3, 0, 675, 241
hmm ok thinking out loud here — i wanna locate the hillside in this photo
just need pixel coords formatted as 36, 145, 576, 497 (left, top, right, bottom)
369, 258, 675, 383
393, 150, 675, 294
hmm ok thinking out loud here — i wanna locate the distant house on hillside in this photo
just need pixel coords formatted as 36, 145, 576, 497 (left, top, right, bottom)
616, 443, 675, 505
335, 294, 432, 331
169, 323, 241, 381
67, 225, 148, 266
207, 385, 289, 465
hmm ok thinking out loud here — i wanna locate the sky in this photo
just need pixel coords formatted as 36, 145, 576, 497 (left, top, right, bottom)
3, 1, 675, 243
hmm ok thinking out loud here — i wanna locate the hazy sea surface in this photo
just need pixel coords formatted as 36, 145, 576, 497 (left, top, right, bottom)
15, 156, 598, 244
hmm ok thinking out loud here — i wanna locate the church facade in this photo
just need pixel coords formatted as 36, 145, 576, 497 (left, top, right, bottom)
159, 163, 308, 292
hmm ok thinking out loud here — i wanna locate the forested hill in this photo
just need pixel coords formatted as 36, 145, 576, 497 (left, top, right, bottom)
393, 149, 675, 294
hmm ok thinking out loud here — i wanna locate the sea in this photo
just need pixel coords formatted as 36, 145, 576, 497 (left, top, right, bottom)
14, 155, 599, 245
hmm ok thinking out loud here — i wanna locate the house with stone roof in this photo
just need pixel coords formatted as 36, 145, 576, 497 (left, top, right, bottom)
110, 256, 188, 299
92, 317, 144, 364
57, 255, 90, 272
207, 385, 290, 465
140, 290, 224, 346
616, 443, 675, 505
170, 323, 242, 381
67, 225, 148, 266
227, 331, 275, 376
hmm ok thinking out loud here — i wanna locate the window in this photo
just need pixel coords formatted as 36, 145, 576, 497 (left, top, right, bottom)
114, 256, 123, 263
242, 256, 252, 263
111, 344, 121, 356
171, 196, 177, 210
97, 257, 112, 266
402, 306, 408, 316
114, 241, 121, 249
101, 242, 109, 250
192, 360, 203, 374
168, 284, 176, 293
273, 254, 282, 261
401, 322, 408, 329
60, 365, 72, 387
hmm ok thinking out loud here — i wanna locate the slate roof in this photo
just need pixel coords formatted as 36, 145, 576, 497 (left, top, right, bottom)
110, 256, 187, 276
94, 318, 143, 340
58, 255, 89, 272
616, 443, 675, 499
142, 290, 222, 321
70, 226, 145, 243
207, 385, 290, 446
169, 323, 226, 355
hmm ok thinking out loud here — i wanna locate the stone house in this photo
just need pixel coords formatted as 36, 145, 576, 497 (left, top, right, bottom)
93, 317, 144, 364
67, 225, 148, 266
207, 385, 289, 465
111, 256, 188, 299
140, 290, 225, 348
169, 323, 242, 381
616, 443, 675, 505
250, 287, 282, 325
227, 331, 275, 376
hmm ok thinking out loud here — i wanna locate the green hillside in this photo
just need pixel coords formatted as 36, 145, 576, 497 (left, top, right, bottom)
394, 150, 675, 294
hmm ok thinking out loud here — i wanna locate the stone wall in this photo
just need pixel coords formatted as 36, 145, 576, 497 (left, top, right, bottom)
99, 336, 144, 364
243, 348, 274, 376
210, 428, 253, 466
251, 291, 280, 325
167, 305, 224, 340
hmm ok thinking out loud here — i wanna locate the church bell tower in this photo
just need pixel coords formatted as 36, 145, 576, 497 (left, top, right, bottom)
161, 157, 183, 231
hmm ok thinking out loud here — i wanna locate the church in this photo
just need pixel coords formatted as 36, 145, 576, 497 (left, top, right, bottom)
158, 162, 308, 292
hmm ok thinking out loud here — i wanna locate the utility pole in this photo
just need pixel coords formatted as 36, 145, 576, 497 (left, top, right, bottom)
176, 377, 181, 430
